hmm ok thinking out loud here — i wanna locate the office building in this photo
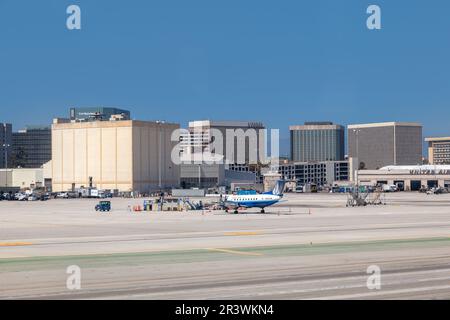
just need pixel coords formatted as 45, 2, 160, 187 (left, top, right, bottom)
290, 122, 345, 162
425, 137, 450, 165
348, 122, 422, 169
69, 107, 131, 122
12, 126, 51, 168
52, 119, 179, 193
180, 120, 266, 165
0, 123, 12, 169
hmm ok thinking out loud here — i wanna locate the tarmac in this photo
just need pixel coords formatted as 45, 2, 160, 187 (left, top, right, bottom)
1, 192, 450, 299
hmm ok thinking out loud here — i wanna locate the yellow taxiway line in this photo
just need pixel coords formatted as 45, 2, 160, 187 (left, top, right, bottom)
0, 242, 33, 247
207, 248, 263, 256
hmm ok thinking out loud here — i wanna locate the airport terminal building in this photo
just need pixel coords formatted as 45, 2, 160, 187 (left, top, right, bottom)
357, 165, 450, 191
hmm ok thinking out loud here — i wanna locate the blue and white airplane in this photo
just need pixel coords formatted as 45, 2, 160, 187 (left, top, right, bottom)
223, 180, 286, 214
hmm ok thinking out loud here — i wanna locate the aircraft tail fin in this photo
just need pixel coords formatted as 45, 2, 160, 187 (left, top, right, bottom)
271, 180, 286, 196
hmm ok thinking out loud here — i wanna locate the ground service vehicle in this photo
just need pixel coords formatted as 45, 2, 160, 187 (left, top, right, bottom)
95, 201, 111, 212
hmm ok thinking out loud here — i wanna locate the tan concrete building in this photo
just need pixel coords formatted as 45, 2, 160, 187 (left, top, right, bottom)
0, 162, 52, 191
52, 120, 180, 193
425, 137, 450, 165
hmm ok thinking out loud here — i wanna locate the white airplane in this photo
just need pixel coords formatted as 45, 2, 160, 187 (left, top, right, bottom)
223, 180, 286, 214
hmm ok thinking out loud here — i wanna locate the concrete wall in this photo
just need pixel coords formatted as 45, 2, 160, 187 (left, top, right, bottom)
224, 169, 256, 186
13, 169, 44, 189
0, 168, 45, 190
348, 126, 395, 169
132, 121, 180, 192
180, 163, 225, 188
0, 169, 13, 188
52, 120, 179, 192
263, 172, 282, 192
395, 126, 423, 166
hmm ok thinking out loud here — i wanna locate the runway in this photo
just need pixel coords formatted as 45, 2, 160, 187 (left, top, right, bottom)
1, 193, 450, 299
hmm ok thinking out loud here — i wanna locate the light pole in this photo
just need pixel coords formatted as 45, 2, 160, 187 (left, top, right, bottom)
3, 123, 10, 189
156, 120, 165, 192
352, 129, 361, 187
3, 143, 10, 188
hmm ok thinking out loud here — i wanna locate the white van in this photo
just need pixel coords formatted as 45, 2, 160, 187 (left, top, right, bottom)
382, 184, 398, 192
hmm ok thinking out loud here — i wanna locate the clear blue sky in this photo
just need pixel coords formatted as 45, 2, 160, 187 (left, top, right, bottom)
1, 0, 450, 155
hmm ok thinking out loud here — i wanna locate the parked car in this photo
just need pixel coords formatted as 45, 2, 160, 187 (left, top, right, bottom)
98, 191, 113, 199
382, 184, 398, 192
67, 192, 80, 198
2, 193, 13, 201
28, 195, 39, 201
40, 193, 50, 201
427, 187, 446, 195
15, 193, 28, 201
56, 192, 69, 199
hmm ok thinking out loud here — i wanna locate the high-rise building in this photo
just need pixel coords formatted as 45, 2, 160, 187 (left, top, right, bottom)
425, 137, 450, 165
348, 122, 423, 169
12, 126, 51, 168
69, 107, 131, 121
180, 120, 266, 165
0, 123, 12, 169
290, 122, 345, 162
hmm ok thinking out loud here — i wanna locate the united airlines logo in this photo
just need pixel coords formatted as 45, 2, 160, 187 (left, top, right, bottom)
410, 170, 450, 175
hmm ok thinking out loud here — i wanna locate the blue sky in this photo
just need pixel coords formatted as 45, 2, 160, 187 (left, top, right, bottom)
1, 0, 450, 155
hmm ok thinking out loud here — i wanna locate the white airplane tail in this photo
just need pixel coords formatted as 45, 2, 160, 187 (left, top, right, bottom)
271, 180, 286, 196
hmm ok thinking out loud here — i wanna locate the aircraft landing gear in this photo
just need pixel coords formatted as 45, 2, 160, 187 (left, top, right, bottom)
261, 208, 265, 214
